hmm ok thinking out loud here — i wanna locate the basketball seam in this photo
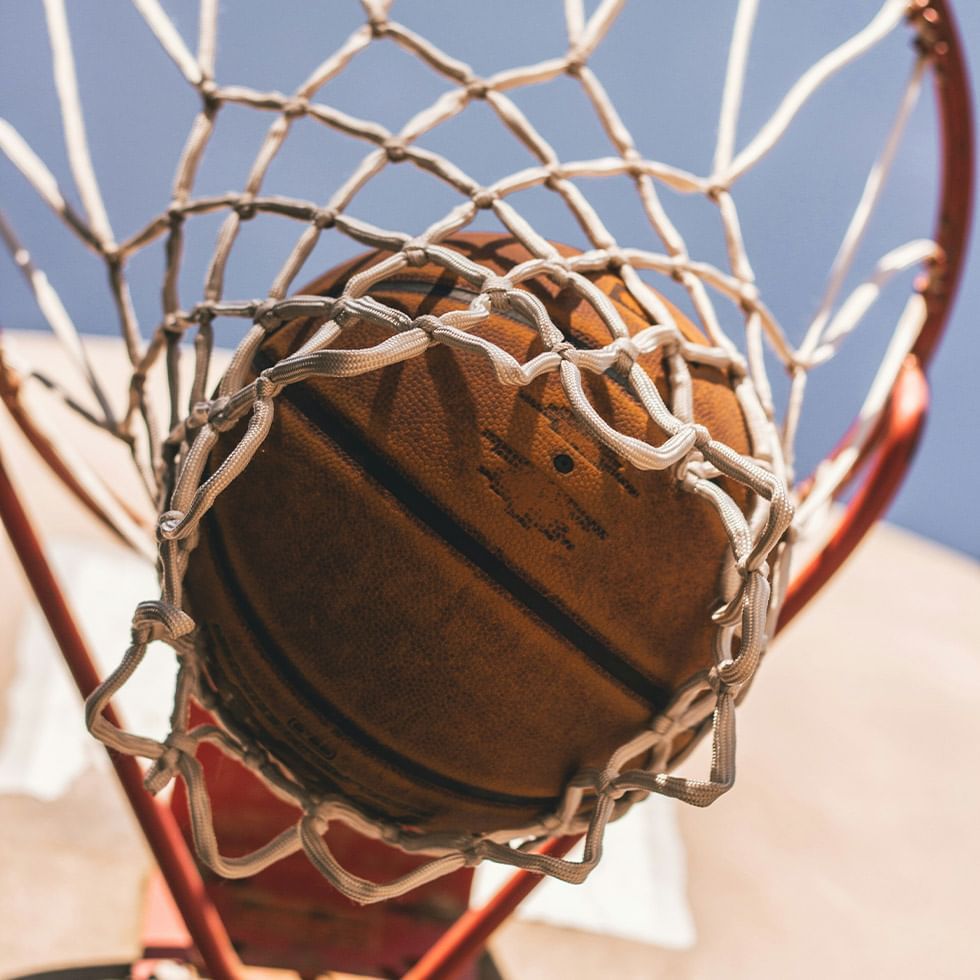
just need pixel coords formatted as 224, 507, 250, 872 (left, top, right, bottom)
197, 245, 717, 817
202, 508, 562, 812
196, 624, 436, 823
269, 366, 673, 713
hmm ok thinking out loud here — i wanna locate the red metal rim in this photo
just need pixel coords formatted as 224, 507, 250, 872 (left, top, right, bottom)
778, 0, 973, 628
0, 3, 972, 979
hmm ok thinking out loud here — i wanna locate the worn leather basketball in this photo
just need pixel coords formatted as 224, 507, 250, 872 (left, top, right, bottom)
184, 233, 751, 834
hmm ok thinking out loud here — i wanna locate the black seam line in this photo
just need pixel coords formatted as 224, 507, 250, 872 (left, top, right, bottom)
201, 650, 434, 823
200, 634, 439, 824
261, 349, 673, 715
206, 503, 559, 811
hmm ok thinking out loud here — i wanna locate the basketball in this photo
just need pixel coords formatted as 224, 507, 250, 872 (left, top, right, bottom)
183, 233, 753, 835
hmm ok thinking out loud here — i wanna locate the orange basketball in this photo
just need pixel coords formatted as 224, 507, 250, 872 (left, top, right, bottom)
183, 233, 752, 835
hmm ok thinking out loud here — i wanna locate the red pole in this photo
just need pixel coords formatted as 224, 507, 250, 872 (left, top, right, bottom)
0, 447, 242, 980
403, 835, 580, 980
404, 357, 932, 979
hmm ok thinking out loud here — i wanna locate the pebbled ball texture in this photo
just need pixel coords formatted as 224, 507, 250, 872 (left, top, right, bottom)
184, 233, 752, 834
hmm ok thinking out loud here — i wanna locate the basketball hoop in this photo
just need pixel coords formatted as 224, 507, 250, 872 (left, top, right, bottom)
0, 0, 971, 976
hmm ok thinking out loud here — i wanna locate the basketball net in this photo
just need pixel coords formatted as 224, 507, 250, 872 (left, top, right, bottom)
0, 0, 971, 904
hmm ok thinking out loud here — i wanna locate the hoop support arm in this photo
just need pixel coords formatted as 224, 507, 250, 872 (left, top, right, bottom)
403, 835, 580, 980
0, 442, 242, 980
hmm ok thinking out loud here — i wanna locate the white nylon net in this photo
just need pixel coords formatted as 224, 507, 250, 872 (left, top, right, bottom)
0, 0, 946, 902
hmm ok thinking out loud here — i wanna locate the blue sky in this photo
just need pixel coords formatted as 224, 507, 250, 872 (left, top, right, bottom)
1, 1, 977, 557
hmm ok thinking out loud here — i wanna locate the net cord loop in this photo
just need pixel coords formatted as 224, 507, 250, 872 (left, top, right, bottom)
0, 0, 963, 903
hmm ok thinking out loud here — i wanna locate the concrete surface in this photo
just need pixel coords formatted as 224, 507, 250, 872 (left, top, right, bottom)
1, 332, 978, 978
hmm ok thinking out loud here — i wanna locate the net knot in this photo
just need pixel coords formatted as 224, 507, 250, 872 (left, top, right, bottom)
706, 666, 728, 694
668, 254, 690, 282
368, 14, 389, 38
165, 731, 198, 758
678, 460, 704, 492
596, 767, 626, 800
313, 207, 337, 230
329, 296, 350, 323
605, 247, 628, 272
552, 340, 577, 360
463, 840, 489, 867
192, 302, 215, 326
738, 553, 769, 580
623, 147, 644, 177
199, 78, 220, 110
188, 400, 210, 428
471, 187, 498, 210
481, 275, 512, 311
711, 655, 750, 690
283, 96, 309, 118
255, 299, 282, 329
466, 78, 490, 100
207, 395, 231, 427
650, 712, 677, 737
162, 312, 188, 336
611, 335, 641, 368
383, 137, 408, 162
157, 510, 185, 542
131, 599, 194, 642
146, 732, 197, 791
234, 194, 257, 221
413, 314, 442, 337
255, 373, 282, 400
403, 239, 428, 267
166, 204, 186, 228
544, 260, 571, 290
565, 52, 586, 77
738, 281, 760, 312
544, 165, 566, 190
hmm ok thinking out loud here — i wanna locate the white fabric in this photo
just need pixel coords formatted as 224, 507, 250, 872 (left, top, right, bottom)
0, 538, 171, 800
472, 794, 696, 949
